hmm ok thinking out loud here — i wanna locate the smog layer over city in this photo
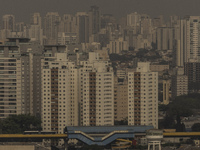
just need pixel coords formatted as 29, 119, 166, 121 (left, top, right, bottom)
0, 0, 200, 150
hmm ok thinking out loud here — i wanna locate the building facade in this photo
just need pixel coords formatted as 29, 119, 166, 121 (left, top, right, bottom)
128, 62, 158, 128
0, 38, 43, 118
171, 67, 188, 99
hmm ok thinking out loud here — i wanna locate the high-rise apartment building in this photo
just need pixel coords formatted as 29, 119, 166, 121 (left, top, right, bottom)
60, 14, 77, 33
29, 13, 43, 44
156, 27, 174, 50
0, 40, 21, 118
101, 14, 116, 29
82, 68, 114, 126
15, 22, 25, 32
127, 12, 141, 34
88, 6, 101, 36
176, 16, 200, 66
41, 53, 79, 133
1, 15, 15, 40
79, 52, 114, 126
171, 67, 188, 99
140, 14, 152, 39
114, 77, 128, 122
185, 62, 200, 93
0, 38, 43, 118
43, 12, 61, 44
107, 37, 128, 54
41, 51, 114, 133
2, 15, 15, 31
127, 12, 141, 27
29, 25, 43, 44
76, 12, 89, 43
31, 13, 42, 26
128, 62, 158, 128
169, 15, 180, 27
152, 15, 164, 28
184, 16, 200, 63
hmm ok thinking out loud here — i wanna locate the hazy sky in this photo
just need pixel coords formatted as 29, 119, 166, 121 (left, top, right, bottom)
1, 0, 200, 22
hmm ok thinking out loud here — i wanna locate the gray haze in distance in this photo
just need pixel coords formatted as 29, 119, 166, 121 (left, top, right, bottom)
1, 0, 200, 22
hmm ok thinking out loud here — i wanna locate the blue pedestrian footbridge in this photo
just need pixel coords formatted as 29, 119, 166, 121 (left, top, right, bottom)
64, 125, 154, 146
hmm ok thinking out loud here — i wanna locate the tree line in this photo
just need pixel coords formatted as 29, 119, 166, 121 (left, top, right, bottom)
0, 114, 41, 134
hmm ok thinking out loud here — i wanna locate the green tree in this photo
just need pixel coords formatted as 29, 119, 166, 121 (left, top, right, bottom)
192, 123, 200, 132
175, 115, 186, 132
114, 117, 128, 125
162, 114, 176, 129
0, 114, 41, 134
159, 93, 200, 129
159, 104, 168, 111
136, 49, 148, 58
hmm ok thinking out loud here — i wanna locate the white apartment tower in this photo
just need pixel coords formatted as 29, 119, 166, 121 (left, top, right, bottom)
41, 53, 79, 134
41, 51, 114, 134
177, 16, 200, 66
128, 62, 158, 128
79, 52, 114, 126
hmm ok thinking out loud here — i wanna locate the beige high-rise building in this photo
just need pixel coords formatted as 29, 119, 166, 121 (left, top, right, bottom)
31, 13, 42, 26
29, 25, 43, 44
152, 15, 164, 28
176, 16, 200, 67
59, 14, 77, 33
1, 15, 15, 40
184, 16, 200, 63
43, 12, 61, 44
156, 27, 174, 50
29, 13, 43, 44
128, 62, 158, 128
107, 37, 128, 54
41, 51, 114, 131
41, 52, 79, 147
140, 14, 152, 39
79, 52, 114, 126
2, 14, 15, 31
41, 53, 79, 132
127, 12, 141, 34
15, 22, 25, 32
127, 12, 141, 27
114, 77, 128, 122
171, 67, 188, 99
0, 38, 43, 118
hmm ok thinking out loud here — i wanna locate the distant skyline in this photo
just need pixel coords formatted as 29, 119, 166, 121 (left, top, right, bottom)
1, 0, 200, 22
